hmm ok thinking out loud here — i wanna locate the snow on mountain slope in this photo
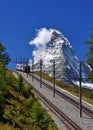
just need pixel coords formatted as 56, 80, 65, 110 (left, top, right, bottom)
29, 28, 92, 89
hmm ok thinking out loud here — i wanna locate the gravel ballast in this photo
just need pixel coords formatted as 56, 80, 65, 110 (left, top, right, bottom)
16, 72, 93, 130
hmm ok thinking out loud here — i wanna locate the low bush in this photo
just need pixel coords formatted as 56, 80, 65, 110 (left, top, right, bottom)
31, 102, 52, 130
17, 115, 26, 124
0, 94, 5, 119
21, 85, 33, 98
26, 96, 34, 108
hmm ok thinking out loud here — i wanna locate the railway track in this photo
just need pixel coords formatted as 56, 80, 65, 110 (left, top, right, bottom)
22, 76, 82, 130
14, 71, 93, 129
29, 73, 93, 119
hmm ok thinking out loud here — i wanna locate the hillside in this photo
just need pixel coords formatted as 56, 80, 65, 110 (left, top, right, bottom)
34, 71, 93, 105
0, 68, 58, 130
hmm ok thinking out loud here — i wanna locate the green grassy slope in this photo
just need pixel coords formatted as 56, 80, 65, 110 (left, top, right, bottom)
0, 69, 58, 130
35, 72, 93, 105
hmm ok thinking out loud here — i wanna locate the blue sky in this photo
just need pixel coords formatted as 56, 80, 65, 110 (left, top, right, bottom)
0, 0, 93, 69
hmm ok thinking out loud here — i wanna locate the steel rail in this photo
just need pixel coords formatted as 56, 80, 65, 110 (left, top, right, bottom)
33, 88, 82, 130
29, 73, 93, 118
22, 75, 82, 130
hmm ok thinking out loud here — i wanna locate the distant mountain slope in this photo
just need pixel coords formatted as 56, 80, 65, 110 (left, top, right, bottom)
29, 28, 92, 88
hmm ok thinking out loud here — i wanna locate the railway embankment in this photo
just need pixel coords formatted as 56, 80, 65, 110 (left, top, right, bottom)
16, 71, 93, 130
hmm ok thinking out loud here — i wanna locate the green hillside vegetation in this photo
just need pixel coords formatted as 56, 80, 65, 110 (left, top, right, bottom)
85, 30, 93, 83
34, 72, 93, 105
0, 68, 58, 130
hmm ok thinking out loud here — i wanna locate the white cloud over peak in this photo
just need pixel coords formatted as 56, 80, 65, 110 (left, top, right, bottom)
29, 27, 61, 63
29, 28, 53, 47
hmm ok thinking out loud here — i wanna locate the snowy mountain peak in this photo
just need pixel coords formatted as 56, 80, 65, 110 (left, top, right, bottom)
51, 31, 61, 40
29, 28, 91, 88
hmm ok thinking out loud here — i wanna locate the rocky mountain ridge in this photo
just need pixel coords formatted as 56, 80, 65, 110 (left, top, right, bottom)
29, 29, 91, 88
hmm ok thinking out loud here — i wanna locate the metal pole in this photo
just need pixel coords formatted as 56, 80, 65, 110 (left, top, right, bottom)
15, 57, 17, 70
40, 59, 42, 87
79, 61, 82, 117
53, 59, 55, 97
26, 58, 28, 77
23, 58, 25, 74
20, 58, 22, 64
19, 58, 21, 72
32, 59, 34, 81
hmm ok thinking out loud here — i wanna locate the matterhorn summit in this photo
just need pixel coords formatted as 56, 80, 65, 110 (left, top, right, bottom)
29, 28, 91, 88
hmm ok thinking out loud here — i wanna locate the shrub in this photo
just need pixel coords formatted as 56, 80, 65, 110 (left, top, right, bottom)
0, 94, 5, 118
31, 102, 51, 130
17, 115, 26, 124
88, 91, 93, 99
0, 123, 19, 130
17, 75, 24, 93
48, 122, 58, 130
26, 96, 34, 108
3, 110, 10, 120
5, 70, 17, 87
21, 85, 33, 98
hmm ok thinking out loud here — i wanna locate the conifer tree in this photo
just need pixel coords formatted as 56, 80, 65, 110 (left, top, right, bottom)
0, 43, 10, 67
85, 30, 93, 82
